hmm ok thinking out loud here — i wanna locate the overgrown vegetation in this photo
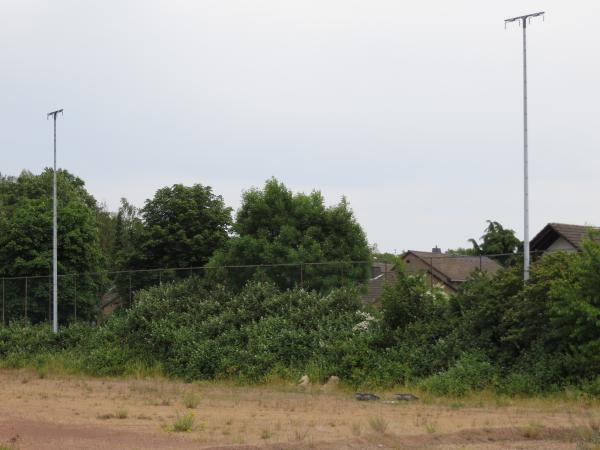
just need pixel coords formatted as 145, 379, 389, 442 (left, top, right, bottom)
1, 169, 598, 397
1, 234, 599, 396
1, 172, 372, 324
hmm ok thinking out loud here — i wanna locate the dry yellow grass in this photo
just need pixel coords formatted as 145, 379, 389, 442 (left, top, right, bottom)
0, 368, 598, 449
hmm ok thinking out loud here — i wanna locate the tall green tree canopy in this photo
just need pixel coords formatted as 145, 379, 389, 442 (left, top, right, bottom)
112, 198, 143, 270
121, 184, 233, 270
209, 178, 371, 291
0, 169, 102, 277
0, 169, 105, 322
468, 220, 521, 265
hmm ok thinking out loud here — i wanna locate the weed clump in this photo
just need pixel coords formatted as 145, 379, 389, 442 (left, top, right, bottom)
368, 416, 388, 434
171, 413, 194, 432
182, 392, 200, 409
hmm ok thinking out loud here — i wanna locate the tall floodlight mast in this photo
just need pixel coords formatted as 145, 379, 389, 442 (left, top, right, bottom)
505, 12, 544, 281
47, 109, 63, 333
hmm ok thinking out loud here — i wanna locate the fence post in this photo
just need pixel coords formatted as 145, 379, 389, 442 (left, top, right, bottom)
129, 271, 132, 308
49, 275, 53, 323
24, 277, 28, 320
74, 275, 77, 321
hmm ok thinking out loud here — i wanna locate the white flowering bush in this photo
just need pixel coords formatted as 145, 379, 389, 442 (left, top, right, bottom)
352, 311, 376, 332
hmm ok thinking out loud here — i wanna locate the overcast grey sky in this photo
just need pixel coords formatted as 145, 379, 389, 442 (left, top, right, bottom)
1, 1, 599, 253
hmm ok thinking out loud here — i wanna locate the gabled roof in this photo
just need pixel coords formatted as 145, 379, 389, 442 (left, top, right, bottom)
404, 251, 501, 283
530, 223, 599, 252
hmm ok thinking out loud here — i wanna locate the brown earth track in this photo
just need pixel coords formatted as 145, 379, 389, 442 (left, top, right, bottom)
0, 369, 598, 449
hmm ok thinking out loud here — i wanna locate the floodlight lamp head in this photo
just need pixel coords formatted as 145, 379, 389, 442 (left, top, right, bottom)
504, 11, 545, 27
47, 109, 64, 119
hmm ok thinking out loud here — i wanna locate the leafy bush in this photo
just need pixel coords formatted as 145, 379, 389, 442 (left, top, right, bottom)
420, 353, 496, 397
581, 376, 600, 396
0, 321, 59, 359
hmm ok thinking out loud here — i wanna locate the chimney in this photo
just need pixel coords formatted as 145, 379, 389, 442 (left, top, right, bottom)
432, 246, 442, 254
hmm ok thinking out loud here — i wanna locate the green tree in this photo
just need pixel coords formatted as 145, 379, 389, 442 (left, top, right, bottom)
137, 184, 232, 269
468, 220, 521, 265
111, 185, 232, 301
501, 252, 575, 358
0, 169, 105, 323
445, 247, 478, 256
209, 178, 371, 292
112, 198, 144, 269
449, 266, 523, 361
95, 202, 117, 268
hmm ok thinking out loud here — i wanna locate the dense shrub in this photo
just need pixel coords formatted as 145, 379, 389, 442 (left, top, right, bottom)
0, 279, 378, 384
420, 353, 496, 397
0, 321, 59, 359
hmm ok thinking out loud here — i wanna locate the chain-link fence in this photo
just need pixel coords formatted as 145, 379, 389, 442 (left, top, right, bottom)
0, 249, 570, 326
0, 261, 373, 325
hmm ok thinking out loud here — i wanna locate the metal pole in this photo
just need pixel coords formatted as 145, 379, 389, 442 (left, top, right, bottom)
53, 114, 58, 327
505, 12, 543, 281
47, 109, 63, 331
522, 19, 530, 281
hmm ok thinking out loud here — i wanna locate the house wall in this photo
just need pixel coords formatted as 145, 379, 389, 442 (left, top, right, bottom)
546, 236, 577, 253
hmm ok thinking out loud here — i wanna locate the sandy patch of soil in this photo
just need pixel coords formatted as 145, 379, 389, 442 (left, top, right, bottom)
0, 369, 598, 449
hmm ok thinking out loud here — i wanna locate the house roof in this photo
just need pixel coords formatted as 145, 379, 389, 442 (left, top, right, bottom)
404, 251, 501, 283
372, 261, 395, 273
530, 223, 599, 252
361, 251, 501, 303
362, 270, 398, 304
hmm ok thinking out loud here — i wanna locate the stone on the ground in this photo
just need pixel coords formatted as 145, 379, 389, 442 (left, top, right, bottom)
321, 375, 340, 392
298, 375, 311, 388
355, 392, 380, 401
326, 375, 339, 387
395, 393, 419, 401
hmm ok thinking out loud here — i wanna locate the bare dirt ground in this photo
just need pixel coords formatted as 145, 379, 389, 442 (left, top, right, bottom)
0, 369, 598, 450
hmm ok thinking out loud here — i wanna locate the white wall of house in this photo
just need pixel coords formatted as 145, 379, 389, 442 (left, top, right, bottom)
546, 236, 577, 253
